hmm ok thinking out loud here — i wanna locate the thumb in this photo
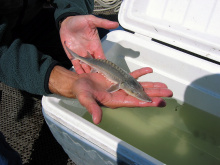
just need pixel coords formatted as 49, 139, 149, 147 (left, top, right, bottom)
89, 15, 119, 30
77, 92, 102, 124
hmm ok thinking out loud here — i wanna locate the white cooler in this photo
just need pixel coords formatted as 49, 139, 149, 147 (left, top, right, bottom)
42, 0, 220, 164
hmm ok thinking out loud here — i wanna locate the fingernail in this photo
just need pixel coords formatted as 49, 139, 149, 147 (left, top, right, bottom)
92, 115, 100, 125
158, 100, 166, 107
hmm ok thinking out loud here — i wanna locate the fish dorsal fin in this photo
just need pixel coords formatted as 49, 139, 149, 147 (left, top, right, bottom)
84, 51, 93, 59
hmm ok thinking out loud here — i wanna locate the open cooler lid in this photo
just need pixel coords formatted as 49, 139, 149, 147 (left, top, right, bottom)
119, 0, 220, 63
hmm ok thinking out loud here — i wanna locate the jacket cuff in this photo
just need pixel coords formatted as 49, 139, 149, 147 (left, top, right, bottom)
44, 60, 60, 95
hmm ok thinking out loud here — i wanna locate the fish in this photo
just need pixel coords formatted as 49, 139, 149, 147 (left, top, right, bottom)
64, 42, 152, 102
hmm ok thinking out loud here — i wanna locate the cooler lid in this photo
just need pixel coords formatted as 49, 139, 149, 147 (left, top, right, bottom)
118, 0, 220, 63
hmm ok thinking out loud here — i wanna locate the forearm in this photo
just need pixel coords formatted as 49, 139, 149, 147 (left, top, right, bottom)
48, 65, 79, 98
0, 39, 58, 95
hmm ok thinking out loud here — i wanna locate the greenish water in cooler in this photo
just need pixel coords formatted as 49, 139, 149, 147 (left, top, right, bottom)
81, 98, 220, 165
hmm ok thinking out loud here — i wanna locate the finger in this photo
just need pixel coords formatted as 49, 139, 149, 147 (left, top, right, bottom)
93, 45, 106, 60
130, 67, 153, 79
145, 88, 173, 97
148, 97, 167, 107
81, 63, 92, 73
72, 60, 85, 74
140, 82, 168, 88
108, 94, 167, 108
89, 15, 119, 29
77, 92, 102, 124
89, 102, 103, 124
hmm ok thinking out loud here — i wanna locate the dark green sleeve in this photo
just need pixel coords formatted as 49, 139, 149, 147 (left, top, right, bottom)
53, 0, 94, 28
0, 0, 94, 95
0, 18, 58, 95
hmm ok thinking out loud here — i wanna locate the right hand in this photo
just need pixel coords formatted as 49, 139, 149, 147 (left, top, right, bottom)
59, 15, 119, 74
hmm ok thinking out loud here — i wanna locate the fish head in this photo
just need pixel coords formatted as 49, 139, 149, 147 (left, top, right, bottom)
121, 79, 152, 102
134, 89, 152, 102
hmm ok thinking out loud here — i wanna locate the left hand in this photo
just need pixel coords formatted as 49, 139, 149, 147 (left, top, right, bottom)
59, 15, 119, 74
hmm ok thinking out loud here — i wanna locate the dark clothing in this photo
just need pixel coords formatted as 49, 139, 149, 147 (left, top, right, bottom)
0, 0, 94, 95
0, 132, 22, 165
0, 1, 93, 164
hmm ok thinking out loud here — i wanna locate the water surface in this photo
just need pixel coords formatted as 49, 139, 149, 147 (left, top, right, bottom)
82, 98, 220, 165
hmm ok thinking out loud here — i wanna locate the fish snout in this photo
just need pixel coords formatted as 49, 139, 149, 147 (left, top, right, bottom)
136, 91, 152, 102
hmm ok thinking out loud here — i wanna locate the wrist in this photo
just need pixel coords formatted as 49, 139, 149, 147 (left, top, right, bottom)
49, 65, 79, 98
56, 12, 78, 29
59, 15, 75, 30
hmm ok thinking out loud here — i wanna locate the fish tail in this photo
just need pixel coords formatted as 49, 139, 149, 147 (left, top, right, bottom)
64, 41, 93, 60
64, 41, 80, 60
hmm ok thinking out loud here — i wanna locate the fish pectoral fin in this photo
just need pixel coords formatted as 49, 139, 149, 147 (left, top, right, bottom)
106, 83, 120, 93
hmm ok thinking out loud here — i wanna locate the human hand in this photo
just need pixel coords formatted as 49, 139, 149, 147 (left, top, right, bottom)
59, 15, 119, 74
49, 66, 173, 125
74, 67, 172, 124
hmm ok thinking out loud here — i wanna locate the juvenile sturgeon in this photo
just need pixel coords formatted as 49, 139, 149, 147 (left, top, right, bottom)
65, 42, 152, 102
